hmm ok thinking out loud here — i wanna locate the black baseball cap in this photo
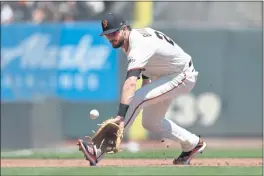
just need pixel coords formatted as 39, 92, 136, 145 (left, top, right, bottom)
99, 13, 127, 36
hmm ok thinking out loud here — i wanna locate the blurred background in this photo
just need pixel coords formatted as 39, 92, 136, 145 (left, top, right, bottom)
1, 1, 262, 153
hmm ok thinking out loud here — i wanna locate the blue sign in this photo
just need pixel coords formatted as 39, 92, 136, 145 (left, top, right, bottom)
1, 23, 119, 102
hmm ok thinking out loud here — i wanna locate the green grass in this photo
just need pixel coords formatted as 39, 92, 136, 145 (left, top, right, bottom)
1, 167, 262, 175
1, 148, 262, 159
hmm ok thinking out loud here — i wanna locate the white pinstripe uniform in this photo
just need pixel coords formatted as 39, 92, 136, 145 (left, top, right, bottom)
96, 27, 200, 161
123, 28, 200, 152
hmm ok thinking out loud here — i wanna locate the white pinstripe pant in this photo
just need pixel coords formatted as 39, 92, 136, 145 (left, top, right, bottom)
96, 67, 200, 162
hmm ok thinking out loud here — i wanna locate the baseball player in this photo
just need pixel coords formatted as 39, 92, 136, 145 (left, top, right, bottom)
77, 13, 207, 166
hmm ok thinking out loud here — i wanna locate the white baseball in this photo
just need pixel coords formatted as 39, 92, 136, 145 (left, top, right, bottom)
90, 109, 99, 119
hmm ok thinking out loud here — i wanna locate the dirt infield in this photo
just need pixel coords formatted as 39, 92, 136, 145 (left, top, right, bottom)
66, 138, 262, 149
2, 139, 262, 168
1, 158, 262, 167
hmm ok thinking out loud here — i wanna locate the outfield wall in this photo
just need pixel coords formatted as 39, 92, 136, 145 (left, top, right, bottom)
1, 23, 262, 149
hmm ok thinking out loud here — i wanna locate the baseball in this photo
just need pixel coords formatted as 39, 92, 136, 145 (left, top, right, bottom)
90, 109, 99, 119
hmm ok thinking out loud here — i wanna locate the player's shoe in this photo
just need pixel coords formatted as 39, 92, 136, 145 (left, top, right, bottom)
77, 138, 97, 166
173, 138, 207, 165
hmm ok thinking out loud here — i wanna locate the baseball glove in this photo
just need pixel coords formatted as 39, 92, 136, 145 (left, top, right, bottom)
86, 118, 124, 154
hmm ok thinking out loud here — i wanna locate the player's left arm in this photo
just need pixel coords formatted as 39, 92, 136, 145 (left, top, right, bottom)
115, 42, 154, 123
120, 69, 142, 105
113, 69, 141, 126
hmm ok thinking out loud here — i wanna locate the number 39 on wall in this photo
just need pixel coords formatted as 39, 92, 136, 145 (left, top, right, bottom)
166, 92, 222, 127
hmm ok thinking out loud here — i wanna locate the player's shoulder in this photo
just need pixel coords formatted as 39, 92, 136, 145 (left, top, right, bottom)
129, 27, 155, 46
132, 27, 155, 35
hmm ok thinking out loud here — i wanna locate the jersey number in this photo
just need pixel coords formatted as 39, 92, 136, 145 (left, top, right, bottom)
154, 31, 175, 46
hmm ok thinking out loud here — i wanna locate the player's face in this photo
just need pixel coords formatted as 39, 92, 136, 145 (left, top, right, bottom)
104, 30, 125, 48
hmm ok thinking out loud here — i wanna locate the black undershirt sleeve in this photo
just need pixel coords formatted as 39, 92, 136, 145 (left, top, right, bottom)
126, 69, 142, 79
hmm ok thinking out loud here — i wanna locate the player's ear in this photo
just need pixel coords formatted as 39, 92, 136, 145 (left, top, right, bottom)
120, 26, 125, 32
122, 26, 128, 35
121, 25, 127, 31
